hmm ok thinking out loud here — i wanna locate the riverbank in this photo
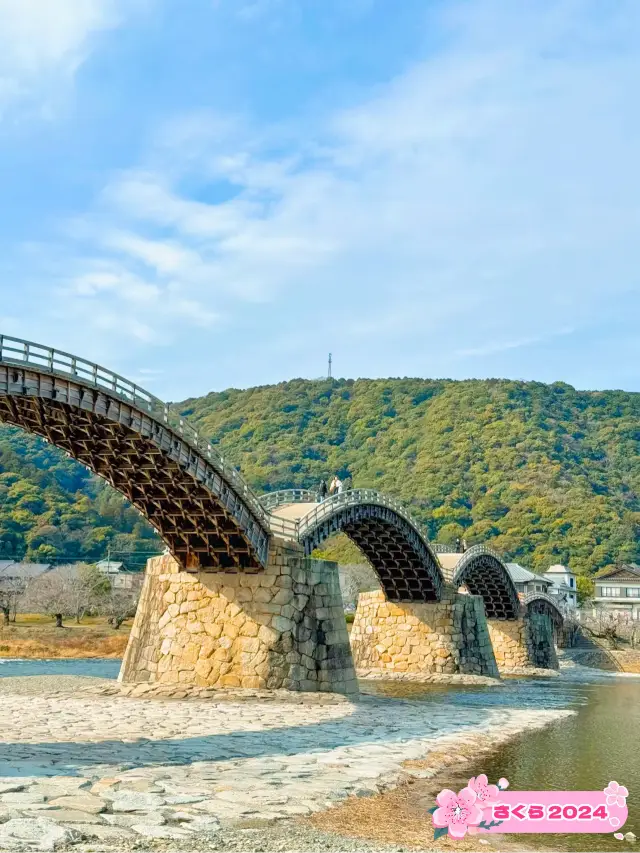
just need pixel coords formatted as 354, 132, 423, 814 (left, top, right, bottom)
0, 616, 131, 659
307, 709, 571, 852
0, 673, 573, 852
313, 671, 640, 853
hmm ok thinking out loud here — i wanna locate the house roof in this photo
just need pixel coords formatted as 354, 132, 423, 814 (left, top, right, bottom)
0, 562, 52, 580
595, 564, 640, 581
96, 560, 125, 572
505, 563, 552, 585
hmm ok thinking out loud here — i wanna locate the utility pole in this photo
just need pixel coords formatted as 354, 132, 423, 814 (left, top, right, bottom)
328, 353, 332, 379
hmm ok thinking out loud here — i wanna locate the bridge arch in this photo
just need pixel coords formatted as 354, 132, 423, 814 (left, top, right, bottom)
0, 335, 270, 571
522, 592, 564, 668
285, 490, 444, 603
452, 545, 520, 619
523, 591, 564, 623
523, 591, 564, 643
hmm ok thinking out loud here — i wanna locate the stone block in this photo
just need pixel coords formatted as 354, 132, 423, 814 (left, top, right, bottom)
271, 615, 294, 633
223, 623, 240, 640
236, 637, 260, 653
253, 587, 273, 603
235, 587, 253, 602
195, 659, 212, 679
272, 588, 293, 605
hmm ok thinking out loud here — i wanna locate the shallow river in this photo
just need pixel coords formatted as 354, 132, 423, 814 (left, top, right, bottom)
364, 676, 640, 851
1, 660, 637, 849
0, 657, 122, 679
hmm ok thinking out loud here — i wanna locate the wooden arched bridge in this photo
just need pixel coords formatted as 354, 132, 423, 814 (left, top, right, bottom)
0, 335, 565, 690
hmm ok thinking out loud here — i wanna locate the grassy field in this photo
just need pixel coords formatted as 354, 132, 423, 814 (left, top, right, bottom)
0, 614, 132, 659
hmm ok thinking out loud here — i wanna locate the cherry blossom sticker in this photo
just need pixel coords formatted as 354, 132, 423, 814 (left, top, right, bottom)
430, 776, 629, 840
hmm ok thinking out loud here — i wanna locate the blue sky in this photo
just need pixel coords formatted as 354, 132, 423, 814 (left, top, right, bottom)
1, 0, 638, 400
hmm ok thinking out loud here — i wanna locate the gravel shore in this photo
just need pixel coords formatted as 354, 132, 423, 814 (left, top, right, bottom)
0, 674, 572, 852
0, 675, 110, 696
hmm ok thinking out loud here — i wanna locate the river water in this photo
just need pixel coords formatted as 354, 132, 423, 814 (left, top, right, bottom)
1, 659, 637, 849
364, 675, 640, 851
0, 657, 122, 678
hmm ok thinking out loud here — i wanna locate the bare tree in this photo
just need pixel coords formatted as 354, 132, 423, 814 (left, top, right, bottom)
63, 563, 110, 623
559, 614, 582, 648
22, 571, 74, 627
23, 562, 140, 629
580, 609, 638, 650
0, 577, 26, 625
21, 564, 108, 627
103, 586, 138, 629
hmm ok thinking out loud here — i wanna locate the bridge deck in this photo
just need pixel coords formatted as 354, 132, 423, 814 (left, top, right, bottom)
437, 552, 462, 583
269, 502, 319, 522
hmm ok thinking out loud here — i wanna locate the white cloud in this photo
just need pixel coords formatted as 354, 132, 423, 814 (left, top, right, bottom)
104, 232, 202, 277
104, 174, 255, 240
455, 326, 577, 359
70, 267, 161, 303
22, 0, 640, 387
0, 0, 125, 115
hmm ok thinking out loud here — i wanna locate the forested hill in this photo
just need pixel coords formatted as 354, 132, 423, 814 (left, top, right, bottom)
1, 376, 639, 574
0, 429, 160, 566
179, 378, 640, 574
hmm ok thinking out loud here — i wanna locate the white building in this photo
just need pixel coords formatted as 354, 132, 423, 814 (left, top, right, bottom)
95, 560, 142, 591
591, 564, 640, 619
543, 564, 578, 609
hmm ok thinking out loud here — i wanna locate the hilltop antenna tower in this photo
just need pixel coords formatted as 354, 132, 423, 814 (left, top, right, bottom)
328, 353, 332, 379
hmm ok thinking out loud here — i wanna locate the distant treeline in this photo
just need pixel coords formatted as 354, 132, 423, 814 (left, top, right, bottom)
2, 376, 640, 575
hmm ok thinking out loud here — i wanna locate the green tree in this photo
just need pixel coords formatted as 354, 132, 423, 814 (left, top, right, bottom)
576, 575, 595, 606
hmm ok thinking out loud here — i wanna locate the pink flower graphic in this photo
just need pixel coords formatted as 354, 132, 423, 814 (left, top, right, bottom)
433, 787, 484, 839
614, 833, 625, 840
468, 774, 501, 807
604, 782, 628, 808
498, 778, 509, 790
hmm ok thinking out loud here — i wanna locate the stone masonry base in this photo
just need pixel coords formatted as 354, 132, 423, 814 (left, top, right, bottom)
488, 614, 559, 671
119, 541, 358, 696
349, 590, 499, 677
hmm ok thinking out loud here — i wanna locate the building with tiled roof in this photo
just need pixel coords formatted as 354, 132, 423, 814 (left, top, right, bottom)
591, 564, 640, 618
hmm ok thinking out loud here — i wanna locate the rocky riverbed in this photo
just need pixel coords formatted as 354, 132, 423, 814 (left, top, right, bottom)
0, 675, 573, 851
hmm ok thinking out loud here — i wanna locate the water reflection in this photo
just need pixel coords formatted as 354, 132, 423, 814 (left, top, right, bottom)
364, 677, 640, 852
361, 677, 589, 710
481, 681, 640, 851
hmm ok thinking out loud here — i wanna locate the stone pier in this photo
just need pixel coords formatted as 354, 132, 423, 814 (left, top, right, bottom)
487, 612, 559, 671
119, 541, 358, 695
349, 589, 499, 677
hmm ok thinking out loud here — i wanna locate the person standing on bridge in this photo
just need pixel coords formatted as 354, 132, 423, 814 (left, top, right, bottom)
335, 477, 343, 494
318, 479, 328, 501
